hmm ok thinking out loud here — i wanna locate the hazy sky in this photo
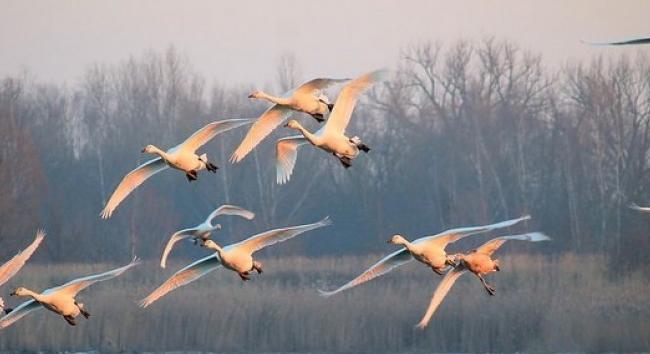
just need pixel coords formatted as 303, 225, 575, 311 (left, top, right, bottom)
2, 0, 650, 86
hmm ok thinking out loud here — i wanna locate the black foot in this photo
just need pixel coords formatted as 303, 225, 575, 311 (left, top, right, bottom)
339, 156, 352, 169
432, 267, 445, 276
239, 272, 251, 281
311, 113, 325, 123
64, 315, 76, 326
3, 308, 13, 315
494, 264, 501, 271
206, 162, 219, 173
485, 286, 496, 296
252, 261, 263, 274
327, 103, 334, 112
186, 171, 198, 182
358, 143, 371, 153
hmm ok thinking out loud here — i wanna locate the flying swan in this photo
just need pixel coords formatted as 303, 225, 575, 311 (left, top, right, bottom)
100, 119, 254, 219
0, 258, 139, 329
582, 36, 650, 46
318, 215, 530, 297
230, 77, 349, 163
275, 70, 388, 184
0, 229, 46, 314
139, 217, 331, 308
415, 232, 550, 329
628, 202, 650, 213
160, 204, 255, 268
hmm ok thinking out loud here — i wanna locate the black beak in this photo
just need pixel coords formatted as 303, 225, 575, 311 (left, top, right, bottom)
248, 94, 254, 98
283, 123, 289, 127
141, 148, 146, 153
9, 292, 16, 296
386, 240, 391, 243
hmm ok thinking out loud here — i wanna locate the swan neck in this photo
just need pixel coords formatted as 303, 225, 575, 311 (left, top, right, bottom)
22, 289, 42, 301
259, 92, 291, 105
294, 124, 318, 143
149, 146, 168, 159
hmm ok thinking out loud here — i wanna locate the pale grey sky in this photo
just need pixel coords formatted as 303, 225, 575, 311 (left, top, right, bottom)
1, 0, 649, 86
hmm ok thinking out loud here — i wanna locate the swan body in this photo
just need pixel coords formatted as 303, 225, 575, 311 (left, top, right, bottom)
231, 78, 349, 163
276, 70, 388, 184
140, 217, 332, 308
318, 215, 530, 296
160, 204, 255, 268
415, 232, 550, 329
100, 118, 254, 219
0, 258, 139, 329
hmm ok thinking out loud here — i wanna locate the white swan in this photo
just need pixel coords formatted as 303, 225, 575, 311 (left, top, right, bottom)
628, 202, 650, 212
100, 119, 254, 219
416, 232, 550, 329
582, 36, 650, 46
230, 78, 349, 163
275, 70, 388, 184
0, 230, 46, 314
318, 215, 530, 297
140, 217, 331, 308
0, 258, 139, 329
160, 204, 255, 268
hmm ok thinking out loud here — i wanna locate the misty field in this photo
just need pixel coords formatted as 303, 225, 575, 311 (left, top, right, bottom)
0, 253, 647, 353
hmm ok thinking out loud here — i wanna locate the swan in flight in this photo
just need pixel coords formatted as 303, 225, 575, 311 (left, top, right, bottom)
140, 217, 331, 308
318, 215, 530, 297
628, 202, 650, 212
275, 70, 388, 184
583, 36, 650, 46
230, 78, 349, 163
0, 258, 139, 329
0, 230, 46, 315
160, 204, 255, 268
100, 119, 254, 219
416, 232, 550, 329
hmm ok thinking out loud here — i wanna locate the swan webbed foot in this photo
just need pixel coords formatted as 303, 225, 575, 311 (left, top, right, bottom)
252, 261, 263, 274
311, 113, 325, 123
477, 274, 496, 296
327, 103, 334, 112
64, 315, 76, 326
432, 267, 445, 276
338, 156, 352, 169
206, 162, 219, 173
238, 272, 251, 281
76, 302, 90, 318
186, 171, 198, 182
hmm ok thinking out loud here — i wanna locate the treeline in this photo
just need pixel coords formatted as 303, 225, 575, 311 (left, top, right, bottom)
2, 39, 650, 264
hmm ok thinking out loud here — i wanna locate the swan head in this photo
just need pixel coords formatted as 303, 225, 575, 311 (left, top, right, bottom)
387, 234, 408, 245
284, 119, 301, 130
10, 287, 29, 297
141, 144, 157, 154
202, 239, 221, 251
248, 90, 263, 99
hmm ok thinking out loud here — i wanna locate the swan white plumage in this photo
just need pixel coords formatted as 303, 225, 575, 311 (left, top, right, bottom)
0, 230, 45, 314
230, 78, 349, 163
318, 215, 530, 297
0, 258, 139, 329
140, 217, 331, 308
100, 119, 254, 219
275, 70, 388, 184
160, 204, 255, 268
415, 232, 550, 329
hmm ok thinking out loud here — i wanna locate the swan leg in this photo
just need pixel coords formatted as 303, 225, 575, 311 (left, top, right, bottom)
310, 113, 325, 123
206, 162, 219, 173
76, 301, 90, 319
238, 272, 251, 281
64, 315, 77, 326
337, 156, 352, 169
186, 171, 198, 182
252, 261, 263, 274
476, 274, 496, 296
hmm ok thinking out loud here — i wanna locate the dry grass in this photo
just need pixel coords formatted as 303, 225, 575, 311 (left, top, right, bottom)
0, 253, 648, 353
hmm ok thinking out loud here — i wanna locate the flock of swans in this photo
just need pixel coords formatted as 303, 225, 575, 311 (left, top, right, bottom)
1, 61, 649, 334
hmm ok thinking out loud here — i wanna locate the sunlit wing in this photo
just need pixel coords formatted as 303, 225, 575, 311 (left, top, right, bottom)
100, 158, 168, 219
179, 118, 254, 153
583, 37, 650, 46
206, 204, 255, 225
416, 215, 531, 250
160, 228, 199, 269
294, 78, 350, 96
49, 258, 140, 297
230, 105, 294, 163
476, 232, 550, 256
275, 135, 309, 185
628, 202, 650, 213
236, 217, 332, 255
0, 229, 45, 287
318, 248, 414, 297
0, 299, 42, 330
415, 267, 467, 329
139, 254, 222, 308
324, 69, 388, 135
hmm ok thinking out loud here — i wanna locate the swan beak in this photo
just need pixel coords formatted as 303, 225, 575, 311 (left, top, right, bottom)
386, 239, 392, 243
283, 123, 289, 127
9, 291, 16, 296
140, 148, 146, 153
247, 93, 254, 98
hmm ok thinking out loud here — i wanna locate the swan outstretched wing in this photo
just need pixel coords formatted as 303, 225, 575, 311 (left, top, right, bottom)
324, 69, 388, 135
582, 37, 650, 46
294, 78, 350, 96
230, 105, 294, 163
236, 217, 332, 254
318, 248, 414, 297
179, 118, 255, 153
417, 215, 531, 250
139, 254, 222, 308
0, 299, 42, 329
51, 258, 140, 297
0, 229, 45, 287
206, 204, 255, 225
276, 135, 309, 184
476, 232, 550, 256
628, 202, 650, 212
415, 267, 467, 329
100, 158, 168, 219
160, 228, 199, 269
